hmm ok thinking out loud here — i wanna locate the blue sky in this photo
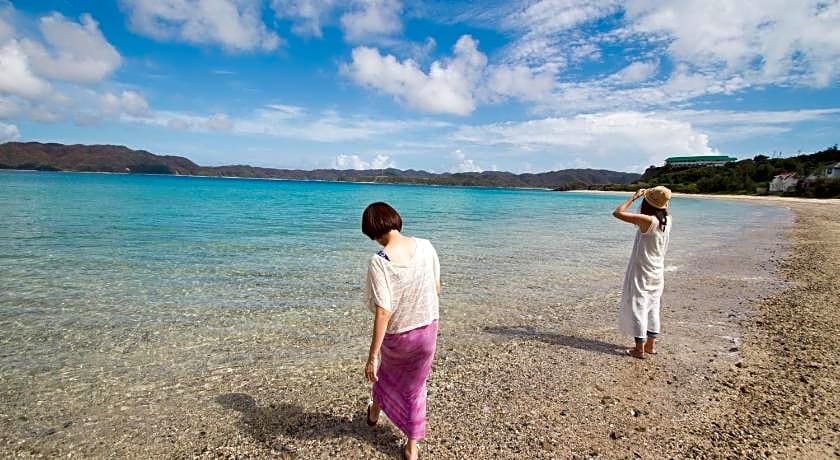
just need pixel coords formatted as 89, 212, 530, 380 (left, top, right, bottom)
1, 0, 838, 173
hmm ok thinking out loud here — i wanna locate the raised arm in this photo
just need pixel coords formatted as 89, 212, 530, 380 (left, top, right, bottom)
612, 189, 654, 232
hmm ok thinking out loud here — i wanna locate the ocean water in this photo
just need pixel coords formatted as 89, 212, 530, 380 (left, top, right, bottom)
0, 171, 789, 375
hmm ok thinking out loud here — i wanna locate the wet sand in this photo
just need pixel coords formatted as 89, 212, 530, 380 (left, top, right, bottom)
2, 201, 838, 459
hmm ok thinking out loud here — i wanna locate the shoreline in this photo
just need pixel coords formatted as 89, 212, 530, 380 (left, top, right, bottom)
568, 189, 840, 204
0, 168, 554, 191
676, 202, 840, 457
11, 169, 839, 198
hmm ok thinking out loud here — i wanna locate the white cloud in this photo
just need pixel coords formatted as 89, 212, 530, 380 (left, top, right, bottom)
536, 65, 754, 114
20, 13, 121, 83
344, 35, 487, 115
0, 87, 151, 125
0, 8, 12, 41
100, 90, 150, 117
0, 40, 52, 99
28, 105, 63, 123
272, 0, 337, 38
370, 153, 396, 169
237, 109, 448, 141
333, 154, 368, 169
452, 111, 715, 170
0, 121, 19, 142
404, 37, 436, 62
340, 0, 402, 43
665, 108, 840, 127
457, 0, 840, 114
625, 0, 840, 87
272, 0, 404, 42
263, 103, 304, 117
135, 106, 447, 143
346, 33, 605, 114
167, 117, 191, 130
121, 94, 148, 116
486, 65, 554, 102
570, 43, 601, 62
332, 153, 395, 169
450, 149, 482, 173
205, 113, 233, 132
0, 6, 131, 125
0, 95, 19, 118
121, 0, 281, 52
663, 108, 840, 142
496, 0, 622, 72
611, 60, 658, 84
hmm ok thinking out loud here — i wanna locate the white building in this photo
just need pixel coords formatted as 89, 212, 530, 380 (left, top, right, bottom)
825, 162, 840, 179
664, 155, 737, 167
769, 173, 798, 193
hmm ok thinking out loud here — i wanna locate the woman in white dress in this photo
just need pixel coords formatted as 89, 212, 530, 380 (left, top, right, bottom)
612, 186, 672, 359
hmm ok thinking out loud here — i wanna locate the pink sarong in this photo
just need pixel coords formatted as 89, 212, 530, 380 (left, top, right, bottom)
373, 320, 438, 440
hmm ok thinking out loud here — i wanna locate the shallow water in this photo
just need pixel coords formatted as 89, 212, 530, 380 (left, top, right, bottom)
0, 171, 789, 375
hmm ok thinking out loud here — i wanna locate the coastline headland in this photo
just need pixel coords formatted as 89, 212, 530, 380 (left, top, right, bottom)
0, 141, 639, 189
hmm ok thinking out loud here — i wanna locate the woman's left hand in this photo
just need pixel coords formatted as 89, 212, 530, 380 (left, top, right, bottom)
364, 357, 378, 383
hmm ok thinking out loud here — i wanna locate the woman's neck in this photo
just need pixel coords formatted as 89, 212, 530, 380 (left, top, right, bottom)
378, 230, 406, 247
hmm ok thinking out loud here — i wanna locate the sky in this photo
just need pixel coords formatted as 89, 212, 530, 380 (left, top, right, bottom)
0, 0, 838, 173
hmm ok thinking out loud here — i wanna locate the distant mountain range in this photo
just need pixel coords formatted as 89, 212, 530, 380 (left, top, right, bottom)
0, 142, 640, 189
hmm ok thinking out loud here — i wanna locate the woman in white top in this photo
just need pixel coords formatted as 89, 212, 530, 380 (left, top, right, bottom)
612, 186, 672, 359
361, 202, 440, 460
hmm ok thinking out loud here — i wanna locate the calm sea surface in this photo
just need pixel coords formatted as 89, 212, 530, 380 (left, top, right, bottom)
0, 171, 789, 374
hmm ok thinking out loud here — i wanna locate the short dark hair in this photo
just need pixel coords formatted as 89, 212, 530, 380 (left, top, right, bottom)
362, 202, 402, 240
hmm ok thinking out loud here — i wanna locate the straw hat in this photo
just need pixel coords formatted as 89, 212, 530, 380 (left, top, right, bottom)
643, 186, 672, 209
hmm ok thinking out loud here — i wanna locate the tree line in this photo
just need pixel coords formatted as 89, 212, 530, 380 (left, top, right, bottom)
592, 145, 840, 198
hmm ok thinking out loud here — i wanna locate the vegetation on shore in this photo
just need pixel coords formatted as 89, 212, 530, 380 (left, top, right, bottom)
0, 142, 639, 189
3, 141, 838, 197
568, 146, 840, 198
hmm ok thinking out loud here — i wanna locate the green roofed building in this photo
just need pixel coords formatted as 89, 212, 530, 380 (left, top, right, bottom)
664, 155, 738, 167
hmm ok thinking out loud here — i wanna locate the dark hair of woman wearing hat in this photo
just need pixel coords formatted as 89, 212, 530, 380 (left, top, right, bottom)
612, 187, 672, 359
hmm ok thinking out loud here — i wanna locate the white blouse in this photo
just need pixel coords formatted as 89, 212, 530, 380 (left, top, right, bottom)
364, 237, 440, 334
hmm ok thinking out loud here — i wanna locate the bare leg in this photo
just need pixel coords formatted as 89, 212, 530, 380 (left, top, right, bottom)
644, 338, 657, 354
404, 439, 418, 460
367, 400, 380, 426
628, 341, 645, 359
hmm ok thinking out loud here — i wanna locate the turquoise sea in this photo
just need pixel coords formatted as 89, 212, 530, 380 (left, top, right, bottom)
0, 170, 789, 377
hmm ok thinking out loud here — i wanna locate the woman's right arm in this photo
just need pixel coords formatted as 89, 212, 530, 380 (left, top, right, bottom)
365, 306, 391, 383
612, 189, 654, 231
364, 258, 392, 383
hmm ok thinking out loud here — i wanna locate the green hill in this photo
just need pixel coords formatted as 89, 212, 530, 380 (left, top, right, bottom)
597, 145, 840, 198
0, 142, 640, 189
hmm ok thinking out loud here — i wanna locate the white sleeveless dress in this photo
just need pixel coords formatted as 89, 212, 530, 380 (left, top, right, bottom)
618, 216, 671, 338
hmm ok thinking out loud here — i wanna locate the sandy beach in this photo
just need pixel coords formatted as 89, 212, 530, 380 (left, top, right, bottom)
3, 0, 839, 457
2, 199, 838, 459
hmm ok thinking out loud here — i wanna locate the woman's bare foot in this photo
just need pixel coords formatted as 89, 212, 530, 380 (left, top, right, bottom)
626, 347, 646, 359
644, 339, 657, 355
366, 400, 380, 426
403, 441, 419, 460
